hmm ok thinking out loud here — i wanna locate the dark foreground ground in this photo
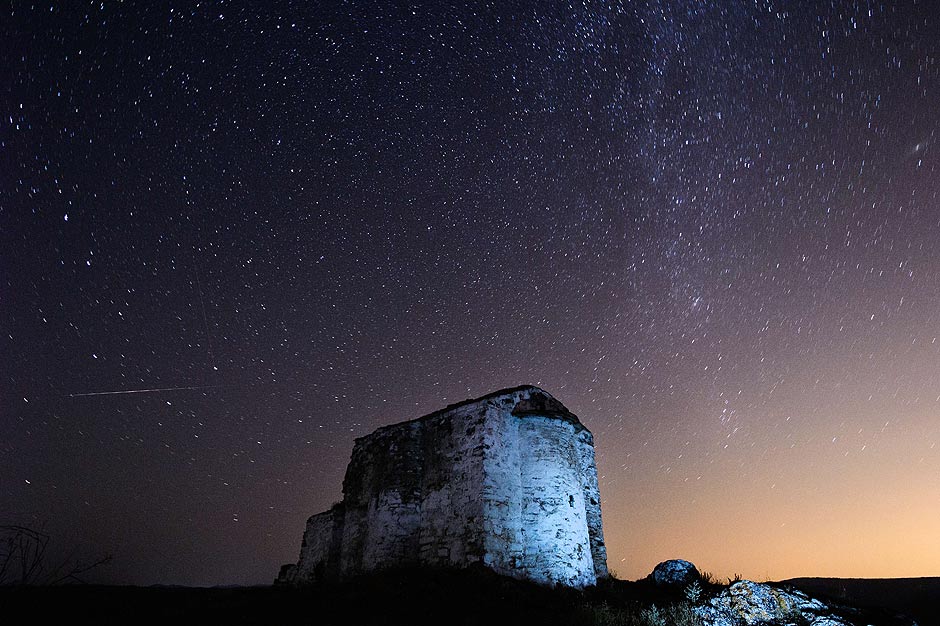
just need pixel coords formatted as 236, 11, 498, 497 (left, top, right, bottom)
1, 568, 934, 626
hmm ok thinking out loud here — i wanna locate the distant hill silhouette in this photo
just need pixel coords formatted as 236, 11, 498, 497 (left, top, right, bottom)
785, 577, 940, 626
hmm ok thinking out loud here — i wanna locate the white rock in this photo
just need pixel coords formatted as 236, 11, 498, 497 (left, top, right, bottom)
808, 617, 853, 626
696, 580, 833, 625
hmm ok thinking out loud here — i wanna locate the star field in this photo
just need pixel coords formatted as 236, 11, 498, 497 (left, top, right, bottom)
2, 1, 939, 585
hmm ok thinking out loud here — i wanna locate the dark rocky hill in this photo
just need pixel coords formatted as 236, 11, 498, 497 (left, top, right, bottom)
785, 577, 940, 626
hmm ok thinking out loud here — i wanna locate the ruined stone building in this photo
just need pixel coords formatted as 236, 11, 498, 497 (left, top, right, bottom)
277, 385, 607, 588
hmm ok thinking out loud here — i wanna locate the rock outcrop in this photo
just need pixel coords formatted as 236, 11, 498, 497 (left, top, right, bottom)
278, 386, 608, 588
651, 559, 700, 587
696, 580, 835, 625
645, 560, 912, 626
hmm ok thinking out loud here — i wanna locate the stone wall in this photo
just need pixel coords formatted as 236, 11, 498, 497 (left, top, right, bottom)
278, 385, 607, 588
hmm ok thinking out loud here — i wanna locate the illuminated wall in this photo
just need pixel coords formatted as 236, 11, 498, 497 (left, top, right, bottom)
278, 386, 607, 587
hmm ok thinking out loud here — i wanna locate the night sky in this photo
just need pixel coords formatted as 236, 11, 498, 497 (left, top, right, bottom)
3, 1, 939, 586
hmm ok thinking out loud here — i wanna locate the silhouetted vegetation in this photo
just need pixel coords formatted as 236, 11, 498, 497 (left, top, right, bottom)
0, 525, 111, 586
0, 566, 929, 625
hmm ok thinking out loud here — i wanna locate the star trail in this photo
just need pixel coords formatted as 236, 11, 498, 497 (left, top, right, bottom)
3, 1, 939, 586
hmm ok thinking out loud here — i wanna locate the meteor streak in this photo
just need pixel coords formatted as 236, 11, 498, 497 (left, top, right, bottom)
69, 385, 222, 398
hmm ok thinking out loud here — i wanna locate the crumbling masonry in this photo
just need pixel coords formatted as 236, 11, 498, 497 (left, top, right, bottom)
277, 385, 607, 588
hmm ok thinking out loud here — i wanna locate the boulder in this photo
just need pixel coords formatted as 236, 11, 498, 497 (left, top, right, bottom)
650, 559, 700, 587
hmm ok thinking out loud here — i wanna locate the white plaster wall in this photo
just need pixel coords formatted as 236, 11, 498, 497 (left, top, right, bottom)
517, 415, 596, 587
577, 429, 608, 579
480, 399, 525, 574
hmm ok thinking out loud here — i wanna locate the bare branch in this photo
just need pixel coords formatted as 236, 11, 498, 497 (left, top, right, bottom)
0, 525, 111, 586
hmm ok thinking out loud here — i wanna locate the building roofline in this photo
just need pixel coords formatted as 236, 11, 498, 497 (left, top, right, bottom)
355, 385, 588, 445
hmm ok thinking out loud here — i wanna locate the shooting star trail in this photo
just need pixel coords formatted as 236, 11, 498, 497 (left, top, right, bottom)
69, 385, 223, 398
193, 264, 218, 372
69, 253, 226, 400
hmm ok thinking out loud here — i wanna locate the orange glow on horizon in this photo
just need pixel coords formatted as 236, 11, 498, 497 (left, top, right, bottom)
597, 397, 940, 582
